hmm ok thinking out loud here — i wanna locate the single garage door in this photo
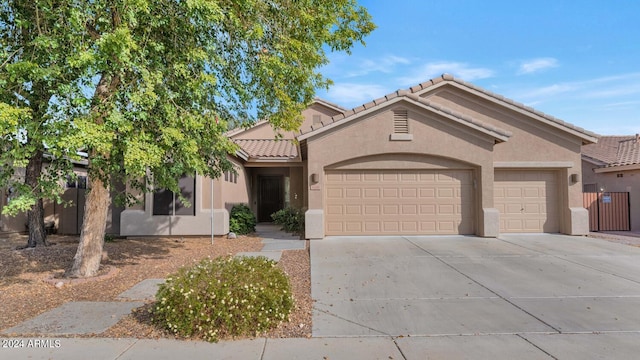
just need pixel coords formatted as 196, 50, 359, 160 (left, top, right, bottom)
325, 169, 474, 235
494, 170, 559, 233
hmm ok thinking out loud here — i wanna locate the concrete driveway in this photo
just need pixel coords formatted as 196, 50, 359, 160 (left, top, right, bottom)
311, 234, 640, 358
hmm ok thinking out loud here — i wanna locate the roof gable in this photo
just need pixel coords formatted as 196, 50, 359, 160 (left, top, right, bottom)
298, 74, 598, 145
297, 92, 512, 143
227, 98, 345, 140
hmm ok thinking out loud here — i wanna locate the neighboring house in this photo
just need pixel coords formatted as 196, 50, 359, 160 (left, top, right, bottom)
0, 161, 123, 236
582, 135, 640, 232
120, 74, 597, 238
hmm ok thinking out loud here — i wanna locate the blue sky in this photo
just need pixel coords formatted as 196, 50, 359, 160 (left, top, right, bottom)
315, 0, 640, 136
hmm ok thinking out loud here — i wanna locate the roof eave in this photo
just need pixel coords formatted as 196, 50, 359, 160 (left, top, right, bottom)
235, 149, 250, 161
313, 98, 348, 113
581, 155, 607, 166
594, 163, 640, 173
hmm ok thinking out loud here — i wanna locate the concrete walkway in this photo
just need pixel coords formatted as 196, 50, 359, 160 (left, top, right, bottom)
236, 223, 306, 261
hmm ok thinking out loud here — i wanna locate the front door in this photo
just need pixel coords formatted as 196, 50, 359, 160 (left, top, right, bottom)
258, 176, 283, 222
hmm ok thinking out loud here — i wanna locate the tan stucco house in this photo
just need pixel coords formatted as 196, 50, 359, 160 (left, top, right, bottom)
120, 74, 598, 238
582, 135, 640, 232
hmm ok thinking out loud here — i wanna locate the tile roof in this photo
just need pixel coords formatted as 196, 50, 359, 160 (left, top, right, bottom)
298, 89, 512, 141
234, 139, 299, 159
298, 74, 598, 143
582, 135, 640, 167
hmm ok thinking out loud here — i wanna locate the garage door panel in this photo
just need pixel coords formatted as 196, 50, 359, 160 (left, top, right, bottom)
420, 221, 437, 232
495, 170, 559, 233
438, 188, 454, 198
345, 222, 362, 232
325, 169, 474, 235
382, 173, 398, 181
383, 222, 399, 232
383, 205, 399, 215
438, 221, 455, 231
420, 188, 436, 198
420, 173, 436, 181
400, 204, 416, 215
345, 205, 361, 215
402, 222, 418, 232
363, 173, 379, 181
420, 204, 436, 215
326, 188, 343, 198
401, 188, 417, 198
326, 205, 343, 216
364, 205, 380, 215
364, 222, 380, 232
383, 188, 398, 198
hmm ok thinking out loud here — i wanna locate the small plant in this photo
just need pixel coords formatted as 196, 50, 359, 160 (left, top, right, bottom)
152, 256, 293, 342
271, 207, 305, 235
229, 204, 256, 235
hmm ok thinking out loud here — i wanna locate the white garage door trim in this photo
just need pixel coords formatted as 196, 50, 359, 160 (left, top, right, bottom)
494, 170, 559, 233
325, 169, 475, 235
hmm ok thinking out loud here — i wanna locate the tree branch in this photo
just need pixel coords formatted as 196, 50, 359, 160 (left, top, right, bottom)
0, 48, 22, 69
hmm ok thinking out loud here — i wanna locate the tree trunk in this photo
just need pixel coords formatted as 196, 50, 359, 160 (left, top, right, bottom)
68, 174, 111, 278
25, 150, 48, 247
68, 69, 119, 277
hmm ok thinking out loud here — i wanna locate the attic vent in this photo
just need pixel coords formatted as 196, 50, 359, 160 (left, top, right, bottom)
393, 110, 409, 134
312, 114, 322, 125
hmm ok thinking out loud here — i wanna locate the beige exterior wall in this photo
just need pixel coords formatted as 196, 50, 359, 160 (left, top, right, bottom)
219, 159, 251, 213
121, 174, 229, 236
304, 102, 499, 238
582, 160, 640, 231
423, 87, 586, 234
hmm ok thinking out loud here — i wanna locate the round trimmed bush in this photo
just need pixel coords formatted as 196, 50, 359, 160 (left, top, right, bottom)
229, 204, 256, 235
152, 256, 293, 342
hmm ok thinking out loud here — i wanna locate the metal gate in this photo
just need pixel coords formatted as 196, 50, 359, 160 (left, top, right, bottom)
583, 192, 631, 231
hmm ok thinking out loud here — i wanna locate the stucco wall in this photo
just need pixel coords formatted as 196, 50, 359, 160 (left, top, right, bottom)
121, 174, 229, 236
304, 102, 498, 236
424, 87, 587, 233
219, 159, 251, 213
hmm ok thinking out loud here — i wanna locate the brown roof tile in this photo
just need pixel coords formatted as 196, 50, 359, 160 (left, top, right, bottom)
582, 135, 640, 167
234, 139, 298, 159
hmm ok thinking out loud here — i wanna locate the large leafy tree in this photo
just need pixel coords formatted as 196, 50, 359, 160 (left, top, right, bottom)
2, 0, 375, 277
0, 1, 85, 248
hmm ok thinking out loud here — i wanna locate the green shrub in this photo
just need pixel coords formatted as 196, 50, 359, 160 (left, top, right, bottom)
271, 207, 305, 235
229, 204, 256, 234
152, 256, 293, 342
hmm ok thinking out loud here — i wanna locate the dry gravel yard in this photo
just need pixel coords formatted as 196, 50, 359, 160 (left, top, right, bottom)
0, 233, 311, 340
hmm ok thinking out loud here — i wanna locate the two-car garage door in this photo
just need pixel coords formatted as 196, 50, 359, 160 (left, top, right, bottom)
325, 169, 475, 235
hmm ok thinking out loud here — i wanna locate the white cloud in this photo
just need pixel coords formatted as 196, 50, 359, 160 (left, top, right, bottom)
346, 55, 411, 77
518, 58, 559, 74
518, 83, 578, 99
397, 62, 494, 85
324, 83, 390, 107
516, 72, 640, 101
